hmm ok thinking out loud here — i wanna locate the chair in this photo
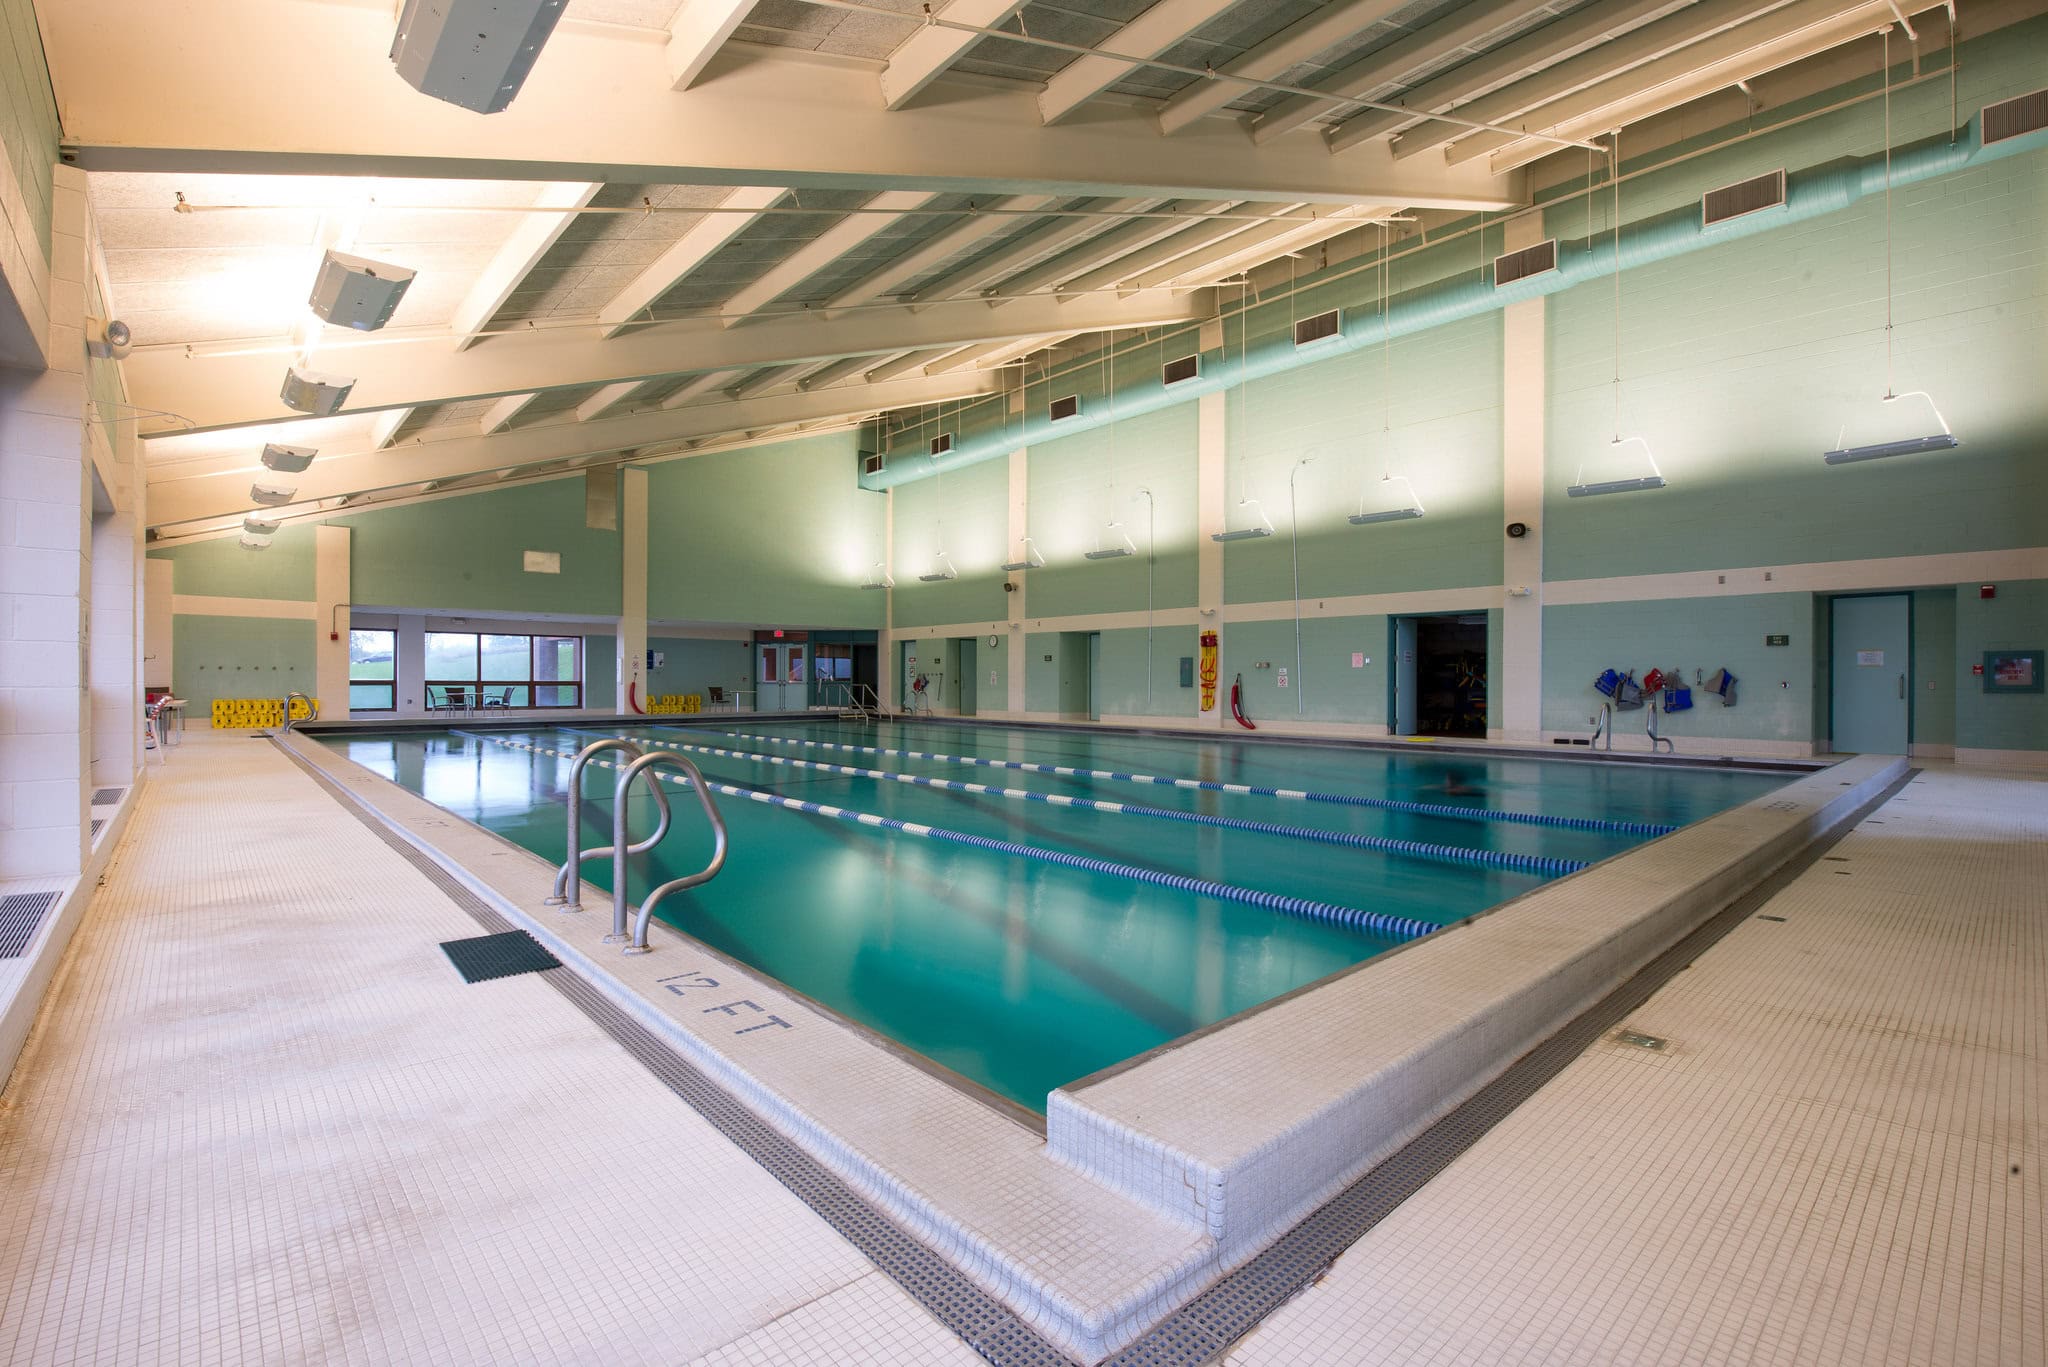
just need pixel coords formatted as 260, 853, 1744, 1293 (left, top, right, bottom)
482, 687, 511, 710
706, 686, 730, 713
439, 685, 474, 717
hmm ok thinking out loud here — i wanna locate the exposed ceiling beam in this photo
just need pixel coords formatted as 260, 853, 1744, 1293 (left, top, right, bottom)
449, 181, 603, 350
932, 333, 1075, 373
822, 194, 1058, 314
45, 0, 1524, 211
576, 381, 644, 422
481, 392, 543, 433
1157, 0, 1410, 136
1248, 0, 1564, 145
1125, 205, 1395, 291
865, 349, 956, 382
1316, 0, 1691, 152
128, 288, 1214, 432
880, 0, 1030, 109
728, 366, 797, 399
665, 0, 760, 90
1461, 0, 1936, 172
1386, 0, 1807, 161
909, 198, 1159, 302
1057, 210, 1291, 296
598, 185, 786, 338
1039, 0, 1249, 125
719, 191, 941, 324
796, 355, 881, 389
991, 201, 1238, 297
660, 369, 748, 408
367, 407, 411, 450
149, 371, 999, 529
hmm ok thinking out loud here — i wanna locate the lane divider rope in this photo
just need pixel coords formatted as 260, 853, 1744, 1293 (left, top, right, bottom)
609, 730, 1581, 877
461, 732, 1444, 943
711, 727, 1675, 837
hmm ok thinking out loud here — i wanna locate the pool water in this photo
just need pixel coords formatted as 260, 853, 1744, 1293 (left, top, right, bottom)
331, 720, 1786, 1111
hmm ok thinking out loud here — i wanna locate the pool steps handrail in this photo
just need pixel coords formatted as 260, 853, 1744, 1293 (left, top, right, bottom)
476, 732, 1442, 943
281, 691, 317, 733
1646, 698, 1674, 754
626, 731, 1587, 878
1590, 703, 1612, 752
541, 737, 674, 911
608, 750, 729, 955
712, 727, 1674, 838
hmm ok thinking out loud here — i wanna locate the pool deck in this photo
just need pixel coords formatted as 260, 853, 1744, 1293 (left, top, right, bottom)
1, 734, 2038, 1365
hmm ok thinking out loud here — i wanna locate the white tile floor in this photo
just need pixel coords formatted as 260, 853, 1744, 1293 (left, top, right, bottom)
2, 743, 2038, 1367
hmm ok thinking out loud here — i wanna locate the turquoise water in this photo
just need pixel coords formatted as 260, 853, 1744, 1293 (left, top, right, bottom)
331, 720, 1786, 1110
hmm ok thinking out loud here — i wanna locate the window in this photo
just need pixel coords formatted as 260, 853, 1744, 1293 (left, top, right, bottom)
424, 632, 585, 709
813, 643, 853, 681
349, 629, 397, 711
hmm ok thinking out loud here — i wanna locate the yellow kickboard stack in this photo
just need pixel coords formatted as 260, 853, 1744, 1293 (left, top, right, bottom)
645, 693, 704, 715
210, 697, 319, 729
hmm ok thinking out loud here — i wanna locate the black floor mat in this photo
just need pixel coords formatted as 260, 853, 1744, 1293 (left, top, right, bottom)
440, 930, 561, 983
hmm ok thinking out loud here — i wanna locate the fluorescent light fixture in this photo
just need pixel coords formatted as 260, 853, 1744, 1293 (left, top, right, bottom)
1567, 436, 1666, 499
1211, 497, 1276, 543
1001, 537, 1046, 572
1349, 474, 1426, 525
918, 551, 958, 582
249, 482, 297, 506
239, 532, 273, 550
280, 366, 355, 416
1084, 522, 1137, 560
1823, 391, 1959, 465
308, 250, 416, 331
242, 516, 280, 535
260, 443, 317, 473
859, 562, 895, 591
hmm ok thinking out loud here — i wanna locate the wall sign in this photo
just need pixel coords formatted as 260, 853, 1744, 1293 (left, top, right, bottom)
1856, 650, 1884, 667
1982, 649, 2043, 694
1351, 652, 1365, 668
522, 550, 561, 574
1765, 634, 1789, 647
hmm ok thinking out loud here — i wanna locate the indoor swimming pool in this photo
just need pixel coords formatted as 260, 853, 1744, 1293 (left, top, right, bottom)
328, 721, 1788, 1110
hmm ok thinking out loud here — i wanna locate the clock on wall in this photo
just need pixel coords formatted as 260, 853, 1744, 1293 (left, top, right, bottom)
987, 634, 1000, 648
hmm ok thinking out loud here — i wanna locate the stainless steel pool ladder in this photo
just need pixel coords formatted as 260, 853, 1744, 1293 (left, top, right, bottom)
606, 751, 728, 955
547, 739, 675, 913
281, 690, 317, 732
1589, 703, 1613, 751
1645, 697, 1675, 754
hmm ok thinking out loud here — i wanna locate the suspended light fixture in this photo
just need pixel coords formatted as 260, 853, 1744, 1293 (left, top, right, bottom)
918, 550, 959, 582
239, 532, 273, 550
1352, 222, 1429, 527
279, 366, 354, 416
1212, 498, 1275, 541
249, 482, 296, 506
1825, 26, 1961, 467
1084, 524, 1136, 560
1001, 537, 1046, 572
242, 516, 280, 536
860, 561, 895, 591
260, 442, 316, 473
1086, 333, 1136, 561
1568, 131, 1665, 500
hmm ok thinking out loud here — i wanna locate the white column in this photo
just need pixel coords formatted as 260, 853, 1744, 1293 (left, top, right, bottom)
616, 466, 648, 712
878, 489, 895, 710
143, 558, 173, 690
1500, 213, 1546, 744
1005, 446, 1027, 715
396, 617, 426, 714
314, 524, 351, 717
88, 416, 143, 786
1195, 384, 1227, 729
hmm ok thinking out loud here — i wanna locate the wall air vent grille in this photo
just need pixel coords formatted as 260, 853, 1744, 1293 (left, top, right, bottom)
1161, 354, 1200, 386
1492, 240, 1557, 287
929, 433, 953, 457
1293, 309, 1340, 347
1049, 394, 1080, 421
861, 452, 884, 476
1702, 169, 1786, 227
1982, 88, 2047, 144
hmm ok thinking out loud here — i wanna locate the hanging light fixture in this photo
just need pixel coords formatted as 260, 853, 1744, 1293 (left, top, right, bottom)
242, 516, 280, 536
1352, 221, 1429, 526
860, 561, 894, 591
1001, 537, 1046, 572
1084, 524, 1136, 560
1568, 131, 1666, 499
1212, 498, 1275, 541
918, 551, 959, 582
1087, 332, 1134, 560
921, 442, 957, 579
1214, 279, 1273, 541
1825, 26, 1961, 466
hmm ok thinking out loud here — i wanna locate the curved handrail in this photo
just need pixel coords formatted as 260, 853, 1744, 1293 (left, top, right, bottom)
1646, 697, 1675, 754
281, 690, 317, 732
1591, 702, 1612, 752
546, 738, 673, 911
608, 750, 728, 954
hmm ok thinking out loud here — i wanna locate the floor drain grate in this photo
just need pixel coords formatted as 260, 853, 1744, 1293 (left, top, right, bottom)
440, 930, 561, 983
92, 787, 125, 805
1757, 914, 1788, 922
90, 819, 104, 839
0, 891, 60, 959
1613, 1029, 1670, 1051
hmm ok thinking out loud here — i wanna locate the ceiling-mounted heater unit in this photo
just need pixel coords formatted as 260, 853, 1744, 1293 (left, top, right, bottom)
929, 433, 953, 457
259, 443, 316, 473
1161, 354, 1200, 387
1048, 394, 1081, 422
1492, 240, 1558, 287
1293, 309, 1341, 348
861, 451, 885, 476
1981, 88, 2048, 145
390, 0, 568, 115
1702, 169, 1786, 229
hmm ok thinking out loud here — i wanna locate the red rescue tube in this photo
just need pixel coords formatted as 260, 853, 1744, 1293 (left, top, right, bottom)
1230, 673, 1256, 730
626, 681, 646, 715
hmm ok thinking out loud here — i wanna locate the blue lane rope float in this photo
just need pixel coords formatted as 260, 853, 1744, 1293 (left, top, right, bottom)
461, 732, 1444, 943
612, 731, 1582, 877
711, 727, 1675, 837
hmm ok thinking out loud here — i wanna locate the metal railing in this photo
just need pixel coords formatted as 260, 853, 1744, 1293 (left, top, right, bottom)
281, 690, 317, 732
1589, 702, 1612, 751
607, 751, 728, 955
146, 697, 186, 759
1645, 697, 1675, 754
546, 739, 674, 912
820, 681, 882, 719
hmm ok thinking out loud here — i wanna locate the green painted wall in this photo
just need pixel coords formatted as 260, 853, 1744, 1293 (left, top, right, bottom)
0, 0, 58, 260
1542, 595, 1815, 743
647, 635, 751, 703
1092, 624, 1200, 718
587, 633, 617, 706
890, 449, 1008, 629
1022, 405, 1198, 620
171, 615, 316, 709
645, 431, 885, 627
149, 525, 317, 601
1956, 578, 2047, 752
1221, 614, 1388, 726
1911, 588, 1957, 748
335, 479, 622, 615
